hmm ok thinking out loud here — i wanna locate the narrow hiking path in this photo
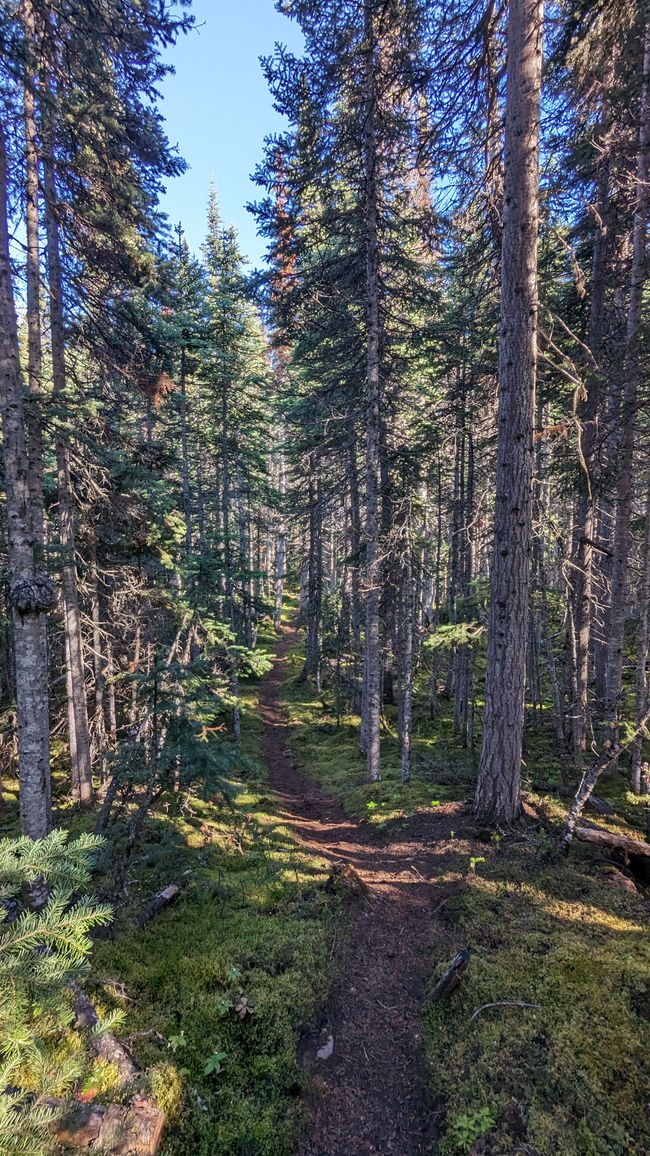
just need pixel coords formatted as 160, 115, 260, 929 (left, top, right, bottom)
259, 626, 470, 1156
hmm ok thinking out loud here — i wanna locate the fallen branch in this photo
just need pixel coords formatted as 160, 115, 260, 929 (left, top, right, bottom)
573, 825, 650, 859
559, 706, 650, 854
470, 1000, 541, 1022
135, 871, 191, 929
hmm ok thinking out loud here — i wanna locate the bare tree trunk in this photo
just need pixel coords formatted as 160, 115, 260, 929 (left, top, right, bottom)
632, 473, 650, 793
89, 535, 107, 778
362, 0, 382, 782
571, 142, 610, 760
236, 456, 253, 647
400, 521, 415, 784
299, 458, 323, 687
22, 0, 45, 556
604, 16, 650, 730
0, 124, 53, 838
348, 438, 362, 652
179, 347, 193, 557
274, 434, 286, 630
221, 383, 234, 628
475, 0, 543, 825
43, 125, 94, 805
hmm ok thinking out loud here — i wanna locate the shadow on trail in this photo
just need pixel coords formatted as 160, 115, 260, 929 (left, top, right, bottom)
259, 628, 463, 1156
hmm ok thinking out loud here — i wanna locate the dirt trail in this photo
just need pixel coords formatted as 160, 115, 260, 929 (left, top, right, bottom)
259, 628, 466, 1156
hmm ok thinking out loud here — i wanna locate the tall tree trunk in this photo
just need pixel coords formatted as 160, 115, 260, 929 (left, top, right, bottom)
274, 434, 286, 630
604, 16, 650, 730
221, 382, 234, 627
43, 124, 94, 805
22, 0, 45, 556
400, 521, 415, 784
0, 124, 53, 838
571, 144, 610, 761
179, 347, 193, 557
632, 473, 650, 794
236, 456, 253, 647
475, 0, 543, 825
89, 534, 107, 778
299, 458, 323, 686
362, 0, 382, 782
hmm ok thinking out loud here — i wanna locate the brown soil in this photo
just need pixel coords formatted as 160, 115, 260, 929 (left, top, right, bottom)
259, 628, 472, 1156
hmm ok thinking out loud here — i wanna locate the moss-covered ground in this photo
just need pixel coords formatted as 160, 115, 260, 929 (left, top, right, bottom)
7, 599, 649, 1155
84, 626, 340, 1156
277, 617, 650, 1156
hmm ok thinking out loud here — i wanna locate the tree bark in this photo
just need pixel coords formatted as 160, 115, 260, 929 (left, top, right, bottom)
42, 123, 94, 805
299, 457, 323, 687
475, 0, 543, 825
571, 140, 610, 760
179, 347, 193, 557
604, 15, 650, 730
0, 124, 52, 838
632, 473, 650, 794
362, 0, 382, 782
274, 432, 286, 631
400, 522, 415, 784
22, 0, 45, 556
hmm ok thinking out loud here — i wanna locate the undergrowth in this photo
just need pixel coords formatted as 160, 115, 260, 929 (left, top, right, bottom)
280, 614, 650, 1156
282, 632, 476, 826
88, 626, 339, 1156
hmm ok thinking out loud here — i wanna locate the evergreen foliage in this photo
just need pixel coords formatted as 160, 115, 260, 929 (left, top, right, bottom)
0, 832, 112, 1156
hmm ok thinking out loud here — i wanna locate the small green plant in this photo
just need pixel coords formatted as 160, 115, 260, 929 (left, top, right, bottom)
446, 1107, 495, 1152
203, 1050, 227, 1077
216, 995, 234, 1017
468, 856, 486, 874
536, 827, 554, 856
167, 1032, 187, 1052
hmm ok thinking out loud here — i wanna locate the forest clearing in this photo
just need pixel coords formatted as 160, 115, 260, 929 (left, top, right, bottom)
1, 1, 650, 1154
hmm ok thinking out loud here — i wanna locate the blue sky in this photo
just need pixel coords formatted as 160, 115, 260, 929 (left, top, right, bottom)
159, 0, 303, 268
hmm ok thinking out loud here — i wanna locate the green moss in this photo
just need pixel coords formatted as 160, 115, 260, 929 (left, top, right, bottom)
424, 844, 650, 1155
149, 1062, 184, 1121
281, 635, 474, 824
89, 638, 340, 1156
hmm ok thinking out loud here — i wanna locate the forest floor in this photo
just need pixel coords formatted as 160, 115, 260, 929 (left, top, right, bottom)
262, 622, 650, 1156
33, 612, 650, 1156
259, 625, 462, 1155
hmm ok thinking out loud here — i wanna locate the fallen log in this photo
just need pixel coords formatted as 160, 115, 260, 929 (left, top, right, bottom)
135, 871, 191, 930
574, 825, 650, 859
424, 948, 471, 1003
